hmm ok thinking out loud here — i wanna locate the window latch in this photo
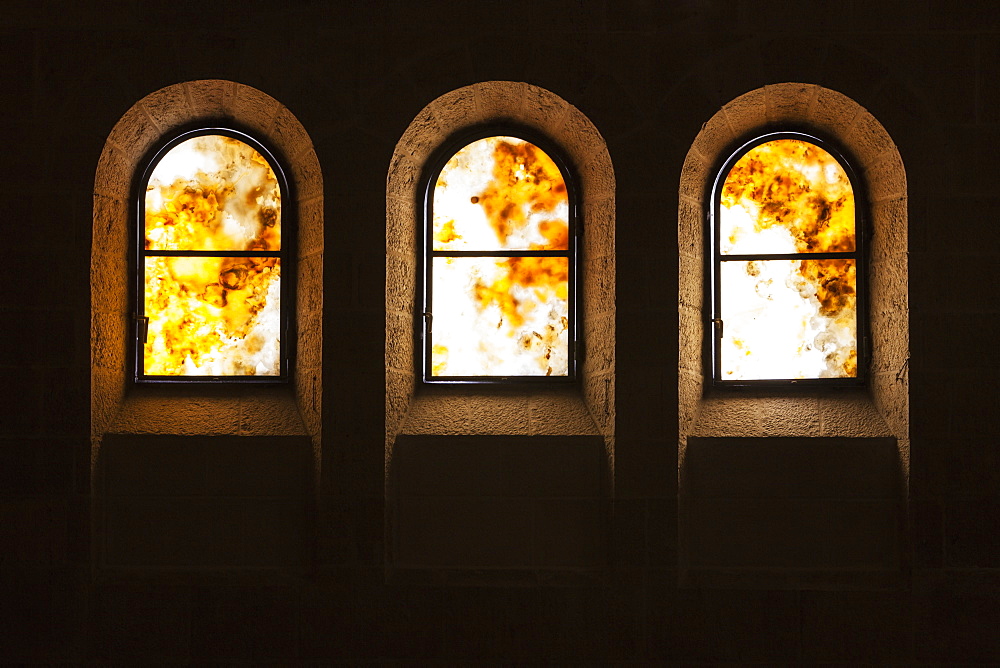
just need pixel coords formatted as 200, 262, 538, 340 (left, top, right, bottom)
135, 315, 149, 344
712, 318, 723, 338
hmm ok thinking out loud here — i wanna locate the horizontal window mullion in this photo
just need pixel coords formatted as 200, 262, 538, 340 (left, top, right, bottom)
143, 249, 282, 258
429, 249, 570, 258
720, 251, 856, 262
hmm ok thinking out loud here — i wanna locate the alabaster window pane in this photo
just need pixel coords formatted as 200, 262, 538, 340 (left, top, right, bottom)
432, 136, 569, 252
430, 256, 569, 377
143, 256, 281, 376
720, 139, 854, 255
145, 135, 281, 252
719, 259, 857, 380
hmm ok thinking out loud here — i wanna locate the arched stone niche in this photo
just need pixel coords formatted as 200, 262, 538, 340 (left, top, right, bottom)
91, 81, 324, 461
385, 82, 616, 459
678, 83, 909, 473
385, 82, 616, 580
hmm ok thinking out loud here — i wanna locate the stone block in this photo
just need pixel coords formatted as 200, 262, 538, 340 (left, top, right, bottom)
474, 80, 526, 121
386, 152, 418, 201
684, 437, 899, 498
722, 86, 767, 140
870, 195, 908, 259
686, 496, 899, 570
290, 148, 324, 201
108, 107, 159, 160
690, 113, 734, 165
296, 250, 323, 314
765, 82, 816, 124
394, 104, 443, 165
577, 149, 616, 202
533, 498, 606, 568
395, 495, 533, 568
525, 387, 596, 434
385, 194, 414, 256
759, 396, 821, 436
678, 149, 708, 202
384, 250, 414, 315
429, 86, 477, 129
466, 394, 531, 435
582, 252, 615, 319
186, 79, 230, 118
522, 83, 570, 135
391, 436, 506, 497
865, 152, 907, 203
93, 146, 131, 200
270, 105, 313, 160
141, 83, 191, 133
228, 83, 277, 132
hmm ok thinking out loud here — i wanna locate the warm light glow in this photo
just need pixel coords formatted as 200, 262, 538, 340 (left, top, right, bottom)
720, 139, 854, 255
143, 134, 282, 376
718, 138, 857, 380
430, 136, 570, 377
434, 136, 568, 251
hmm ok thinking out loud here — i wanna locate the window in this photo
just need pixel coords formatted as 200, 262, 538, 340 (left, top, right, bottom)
135, 128, 291, 382
420, 129, 578, 382
710, 131, 866, 385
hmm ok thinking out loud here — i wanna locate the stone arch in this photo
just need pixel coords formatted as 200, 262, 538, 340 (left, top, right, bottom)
91, 80, 323, 458
678, 83, 909, 471
386, 81, 616, 464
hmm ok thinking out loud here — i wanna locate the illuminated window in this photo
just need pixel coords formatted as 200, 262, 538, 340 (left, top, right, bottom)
710, 132, 866, 385
135, 128, 290, 382
421, 130, 577, 382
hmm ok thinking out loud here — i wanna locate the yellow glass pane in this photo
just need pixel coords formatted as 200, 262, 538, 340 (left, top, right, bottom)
720, 259, 857, 380
433, 136, 569, 251
145, 135, 281, 252
143, 256, 281, 376
720, 139, 854, 255
431, 256, 569, 377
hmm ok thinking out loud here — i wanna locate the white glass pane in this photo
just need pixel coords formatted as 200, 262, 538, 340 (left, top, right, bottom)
431, 256, 569, 377
145, 134, 281, 252
433, 136, 569, 251
720, 139, 854, 255
720, 259, 857, 380
144, 256, 281, 376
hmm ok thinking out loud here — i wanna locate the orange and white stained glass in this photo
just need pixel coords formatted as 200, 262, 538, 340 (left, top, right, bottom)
142, 135, 282, 376
718, 139, 858, 380
430, 136, 571, 377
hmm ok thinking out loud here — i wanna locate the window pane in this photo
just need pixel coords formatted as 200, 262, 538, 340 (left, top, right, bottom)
720, 139, 854, 255
145, 135, 281, 252
433, 136, 569, 252
719, 258, 857, 380
144, 256, 281, 376
430, 256, 569, 377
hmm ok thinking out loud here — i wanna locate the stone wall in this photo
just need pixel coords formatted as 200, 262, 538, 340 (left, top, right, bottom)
2, 2, 999, 662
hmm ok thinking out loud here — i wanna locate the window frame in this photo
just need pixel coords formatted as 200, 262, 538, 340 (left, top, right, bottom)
132, 126, 294, 384
708, 130, 868, 388
419, 125, 580, 384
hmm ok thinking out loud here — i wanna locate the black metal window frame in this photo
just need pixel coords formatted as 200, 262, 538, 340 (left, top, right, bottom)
708, 130, 868, 388
419, 125, 580, 384
133, 126, 294, 384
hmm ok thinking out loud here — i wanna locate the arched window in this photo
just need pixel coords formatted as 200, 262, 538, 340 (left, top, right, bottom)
710, 131, 866, 386
135, 128, 291, 382
420, 128, 578, 382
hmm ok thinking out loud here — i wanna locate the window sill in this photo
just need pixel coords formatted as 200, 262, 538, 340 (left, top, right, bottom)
107, 384, 308, 436
401, 384, 600, 436
689, 386, 893, 439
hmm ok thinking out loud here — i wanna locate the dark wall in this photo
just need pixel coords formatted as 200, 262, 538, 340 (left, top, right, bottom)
3, 1, 999, 662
